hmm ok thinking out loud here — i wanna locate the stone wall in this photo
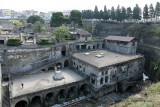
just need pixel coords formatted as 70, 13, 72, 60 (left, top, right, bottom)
1, 46, 62, 75
137, 44, 160, 81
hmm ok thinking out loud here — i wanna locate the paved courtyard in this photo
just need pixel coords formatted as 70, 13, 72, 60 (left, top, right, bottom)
11, 69, 84, 98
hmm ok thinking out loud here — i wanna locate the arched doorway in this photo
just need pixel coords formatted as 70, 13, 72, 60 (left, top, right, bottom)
93, 45, 95, 49
15, 100, 27, 107
45, 92, 55, 106
97, 44, 99, 49
61, 46, 66, 56
64, 60, 69, 67
69, 86, 77, 98
58, 89, 67, 102
48, 67, 54, 71
127, 86, 133, 91
56, 63, 62, 69
31, 96, 42, 107
80, 84, 90, 96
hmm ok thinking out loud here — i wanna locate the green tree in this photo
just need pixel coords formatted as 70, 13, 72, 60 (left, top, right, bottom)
155, 2, 160, 22
27, 15, 44, 24
111, 6, 116, 21
127, 7, 133, 20
50, 12, 64, 27
20, 19, 26, 27
121, 7, 127, 21
143, 4, 149, 21
103, 5, 109, 20
53, 26, 70, 40
82, 10, 94, 19
70, 10, 83, 26
133, 4, 142, 21
149, 4, 154, 21
33, 21, 45, 33
99, 10, 103, 19
116, 5, 122, 22
94, 5, 99, 19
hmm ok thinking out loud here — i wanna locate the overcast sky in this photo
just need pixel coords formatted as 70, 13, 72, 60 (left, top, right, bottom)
0, 0, 159, 12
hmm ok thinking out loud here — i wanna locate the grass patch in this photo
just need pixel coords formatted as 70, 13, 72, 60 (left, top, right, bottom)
113, 82, 160, 107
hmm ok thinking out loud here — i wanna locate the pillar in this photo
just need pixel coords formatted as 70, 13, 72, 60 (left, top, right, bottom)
22, 37, 25, 45
33, 37, 36, 45
108, 70, 111, 83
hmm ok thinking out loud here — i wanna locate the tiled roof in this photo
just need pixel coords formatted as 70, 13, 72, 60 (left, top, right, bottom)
105, 35, 135, 42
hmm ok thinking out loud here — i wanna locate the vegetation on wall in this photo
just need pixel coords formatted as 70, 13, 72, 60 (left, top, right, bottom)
7, 38, 21, 46
122, 24, 160, 37
9, 20, 23, 25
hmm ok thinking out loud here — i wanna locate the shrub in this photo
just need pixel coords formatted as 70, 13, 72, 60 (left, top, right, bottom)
146, 22, 153, 25
92, 37, 98, 40
7, 38, 21, 46
37, 38, 54, 45
64, 38, 75, 40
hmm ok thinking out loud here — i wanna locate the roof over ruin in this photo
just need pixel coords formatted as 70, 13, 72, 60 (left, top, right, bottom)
105, 35, 135, 42
70, 29, 91, 36
72, 50, 142, 68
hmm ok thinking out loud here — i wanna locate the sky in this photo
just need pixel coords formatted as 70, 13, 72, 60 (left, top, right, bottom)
0, 0, 159, 12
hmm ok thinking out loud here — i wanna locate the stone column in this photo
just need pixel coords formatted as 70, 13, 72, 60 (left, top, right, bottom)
96, 77, 101, 88
79, 45, 81, 50
22, 37, 25, 45
108, 70, 111, 83
33, 37, 36, 45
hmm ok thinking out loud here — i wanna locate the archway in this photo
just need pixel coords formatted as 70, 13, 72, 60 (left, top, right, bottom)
127, 86, 133, 91
58, 89, 67, 102
93, 45, 95, 49
0, 40, 4, 44
41, 69, 46, 71
56, 63, 62, 69
64, 60, 69, 67
61, 46, 66, 56
15, 100, 27, 107
80, 84, 90, 96
48, 67, 54, 71
69, 86, 77, 98
45, 92, 55, 106
31, 96, 42, 107
97, 44, 99, 49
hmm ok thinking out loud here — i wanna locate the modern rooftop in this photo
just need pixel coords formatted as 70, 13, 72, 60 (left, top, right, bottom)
11, 69, 84, 98
72, 50, 142, 68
